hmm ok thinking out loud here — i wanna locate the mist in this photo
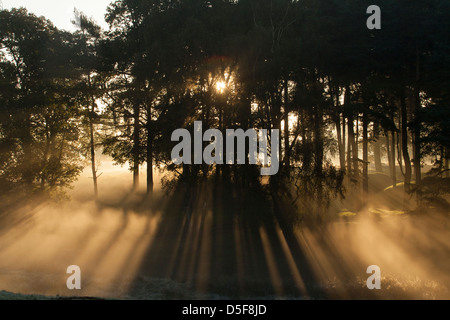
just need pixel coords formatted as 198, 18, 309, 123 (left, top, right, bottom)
0, 159, 448, 299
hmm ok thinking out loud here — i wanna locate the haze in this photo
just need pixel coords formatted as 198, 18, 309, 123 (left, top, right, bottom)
2, 0, 111, 30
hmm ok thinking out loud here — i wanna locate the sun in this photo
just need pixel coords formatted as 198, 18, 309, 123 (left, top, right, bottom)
216, 81, 227, 94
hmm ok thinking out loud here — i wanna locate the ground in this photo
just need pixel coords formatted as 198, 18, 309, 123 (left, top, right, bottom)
0, 164, 449, 300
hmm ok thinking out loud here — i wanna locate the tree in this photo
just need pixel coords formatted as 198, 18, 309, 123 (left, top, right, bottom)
0, 8, 83, 199
71, 9, 107, 200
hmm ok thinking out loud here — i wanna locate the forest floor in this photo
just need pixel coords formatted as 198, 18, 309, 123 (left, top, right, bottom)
0, 164, 449, 300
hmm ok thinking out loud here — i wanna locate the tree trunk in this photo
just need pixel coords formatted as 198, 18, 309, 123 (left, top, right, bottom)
400, 90, 412, 203
314, 107, 324, 174
87, 74, 98, 200
373, 141, 383, 173
342, 114, 347, 170
397, 131, 403, 175
147, 123, 154, 195
373, 124, 383, 173
41, 121, 51, 189
444, 149, 450, 178
269, 91, 282, 189
353, 115, 359, 180
335, 86, 345, 171
347, 114, 353, 178
445, 148, 449, 178
283, 79, 290, 170
391, 131, 397, 188
336, 117, 345, 170
22, 115, 34, 186
386, 132, 392, 176
362, 112, 369, 204
133, 103, 140, 191
314, 105, 324, 218
89, 111, 98, 200
414, 44, 422, 188
348, 113, 359, 180
345, 86, 352, 177
413, 89, 421, 203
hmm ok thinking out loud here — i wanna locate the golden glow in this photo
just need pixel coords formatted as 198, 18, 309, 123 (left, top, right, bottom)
281, 113, 298, 132
0, 158, 448, 299
216, 81, 227, 94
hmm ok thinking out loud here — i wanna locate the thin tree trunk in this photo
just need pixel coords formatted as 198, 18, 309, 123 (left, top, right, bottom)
90, 113, 98, 200
335, 86, 345, 171
397, 110, 404, 178
22, 115, 34, 186
301, 109, 307, 144
374, 141, 383, 173
147, 124, 154, 195
133, 103, 140, 191
345, 87, 352, 178
41, 120, 51, 189
354, 115, 359, 180
314, 108, 324, 173
348, 114, 359, 181
336, 117, 345, 170
314, 105, 324, 218
342, 114, 347, 170
445, 148, 449, 178
283, 79, 290, 170
401, 90, 412, 204
347, 115, 353, 178
362, 112, 369, 204
391, 131, 397, 188
146, 100, 154, 195
413, 127, 421, 186
373, 124, 383, 173
87, 73, 98, 200
414, 44, 422, 188
386, 132, 392, 176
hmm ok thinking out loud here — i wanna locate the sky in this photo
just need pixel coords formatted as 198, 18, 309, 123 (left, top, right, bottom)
2, 0, 113, 31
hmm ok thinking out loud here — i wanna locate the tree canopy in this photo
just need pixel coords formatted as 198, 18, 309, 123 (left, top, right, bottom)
1, 0, 450, 215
